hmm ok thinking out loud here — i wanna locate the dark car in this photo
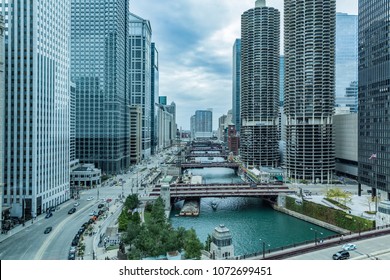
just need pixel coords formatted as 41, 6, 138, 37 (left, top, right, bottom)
68, 207, 76, 214
49, 206, 56, 212
332, 250, 350, 260
98, 203, 105, 209
45, 212, 53, 219
71, 238, 79, 246
68, 253, 76, 260
44, 227, 52, 234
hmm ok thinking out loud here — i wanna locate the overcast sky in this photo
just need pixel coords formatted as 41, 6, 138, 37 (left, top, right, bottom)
130, 0, 358, 130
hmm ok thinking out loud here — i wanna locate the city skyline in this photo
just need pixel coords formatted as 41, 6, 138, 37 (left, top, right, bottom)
130, 0, 358, 130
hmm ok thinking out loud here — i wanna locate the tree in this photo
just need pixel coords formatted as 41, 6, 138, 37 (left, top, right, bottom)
125, 194, 140, 210
183, 228, 203, 259
204, 234, 212, 252
326, 188, 352, 205
123, 219, 141, 248
118, 209, 131, 232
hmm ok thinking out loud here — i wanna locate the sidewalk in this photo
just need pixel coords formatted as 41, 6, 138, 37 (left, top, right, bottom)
81, 200, 123, 260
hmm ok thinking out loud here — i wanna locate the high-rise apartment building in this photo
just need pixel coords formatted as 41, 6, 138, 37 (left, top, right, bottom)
284, 0, 335, 183
194, 109, 213, 139
335, 13, 358, 108
2, 1, 71, 217
128, 13, 152, 159
0, 14, 5, 224
151, 42, 159, 155
279, 55, 284, 106
232, 39, 241, 132
358, 0, 390, 200
71, 0, 130, 174
240, 0, 280, 168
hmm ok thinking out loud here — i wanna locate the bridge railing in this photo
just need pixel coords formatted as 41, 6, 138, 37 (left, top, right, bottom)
230, 225, 390, 260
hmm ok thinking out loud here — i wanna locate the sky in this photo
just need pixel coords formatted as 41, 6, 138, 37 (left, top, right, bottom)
130, 0, 358, 130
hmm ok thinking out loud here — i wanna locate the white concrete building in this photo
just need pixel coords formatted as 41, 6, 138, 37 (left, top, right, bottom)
334, 113, 358, 179
2, 1, 71, 217
210, 224, 234, 260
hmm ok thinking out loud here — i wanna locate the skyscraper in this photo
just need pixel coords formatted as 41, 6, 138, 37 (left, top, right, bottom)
0, 14, 5, 224
232, 39, 241, 132
151, 42, 159, 155
128, 13, 152, 159
2, 0, 71, 217
279, 55, 285, 106
194, 109, 213, 139
240, 0, 280, 168
358, 0, 390, 200
71, 0, 130, 174
335, 13, 358, 107
284, 0, 335, 183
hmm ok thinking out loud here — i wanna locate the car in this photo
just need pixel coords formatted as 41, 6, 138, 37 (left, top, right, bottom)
45, 212, 53, 219
49, 206, 56, 212
97, 203, 104, 209
44, 227, 52, 234
342, 243, 357, 251
68, 207, 76, 214
332, 250, 350, 260
71, 238, 79, 246
69, 246, 77, 254
89, 211, 97, 216
87, 196, 94, 201
68, 253, 76, 260
73, 202, 80, 207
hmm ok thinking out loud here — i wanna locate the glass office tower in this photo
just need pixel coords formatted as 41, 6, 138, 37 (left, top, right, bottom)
240, 0, 280, 168
335, 12, 358, 111
2, 0, 71, 216
284, 0, 335, 183
151, 42, 159, 155
128, 13, 152, 159
71, 0, 130, 174
358, 0, 390, 200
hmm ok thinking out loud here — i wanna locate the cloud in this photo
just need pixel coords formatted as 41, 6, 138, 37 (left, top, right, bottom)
130, 0, 358, 130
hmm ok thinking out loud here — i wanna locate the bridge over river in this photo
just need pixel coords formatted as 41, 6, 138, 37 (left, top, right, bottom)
180, 162, 239, 171
149, 183, 295, 199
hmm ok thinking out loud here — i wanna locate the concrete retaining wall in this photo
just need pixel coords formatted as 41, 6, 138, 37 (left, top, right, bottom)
272, 204, 350, 234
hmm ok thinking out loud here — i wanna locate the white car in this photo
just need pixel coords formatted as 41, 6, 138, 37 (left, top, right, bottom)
342, 243, 357, 251
87, 196, 94, 201
73, 202, 80, 207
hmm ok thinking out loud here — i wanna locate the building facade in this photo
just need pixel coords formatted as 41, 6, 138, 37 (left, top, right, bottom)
194, 109, 213, 139
279, 55, 284, 106
129, 106, 142, 164
70, 82, 77, 163
334, 113, 358, 179
150, 42, 159, 155
358, 0, 390, 200
128, 13, 152, 159
284, 0, 335, 183
336, 81, 358, 113
71, 0, 130, 174
0, 14, 5, 224
232, 39, 241, 132
240, 0, 280, 168
157, 104, 175, 150
335, 13, 358, 108
2, 0, 71, 217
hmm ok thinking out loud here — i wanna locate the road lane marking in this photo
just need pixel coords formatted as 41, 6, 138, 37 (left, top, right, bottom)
34, 203, 96, 260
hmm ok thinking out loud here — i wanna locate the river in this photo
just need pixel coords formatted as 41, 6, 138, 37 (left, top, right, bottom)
169, 167, 336, 256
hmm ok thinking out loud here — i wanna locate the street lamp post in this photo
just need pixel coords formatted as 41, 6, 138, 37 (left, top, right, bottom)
259, 238, 270, 259
310, 228, 323, 245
